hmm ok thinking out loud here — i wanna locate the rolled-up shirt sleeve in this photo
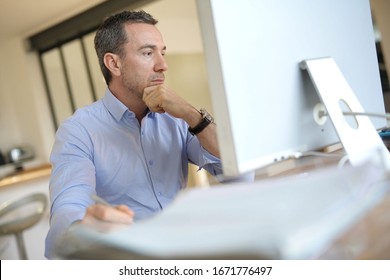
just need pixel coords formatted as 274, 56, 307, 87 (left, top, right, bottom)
186, 132, 222, 175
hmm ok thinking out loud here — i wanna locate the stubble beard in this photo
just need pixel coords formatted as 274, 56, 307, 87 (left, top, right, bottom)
122, 73, 146, 102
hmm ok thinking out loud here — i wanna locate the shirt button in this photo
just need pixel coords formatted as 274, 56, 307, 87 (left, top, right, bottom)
158, 192, 162, 196
148, 160, 153, 165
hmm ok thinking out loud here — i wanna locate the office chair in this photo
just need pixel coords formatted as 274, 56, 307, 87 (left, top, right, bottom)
0, 193, 47, 259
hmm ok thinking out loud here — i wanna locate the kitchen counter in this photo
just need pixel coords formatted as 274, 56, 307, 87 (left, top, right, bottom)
0, 163, 51, 188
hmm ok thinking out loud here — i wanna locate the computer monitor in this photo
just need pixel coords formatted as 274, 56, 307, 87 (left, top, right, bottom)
196, 0, 388, 176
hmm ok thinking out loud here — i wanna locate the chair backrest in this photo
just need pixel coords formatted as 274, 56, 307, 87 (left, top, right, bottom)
0, 193, 48, 236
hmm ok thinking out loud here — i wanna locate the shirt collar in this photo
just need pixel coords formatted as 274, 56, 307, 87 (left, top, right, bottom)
102, 88, 155, 121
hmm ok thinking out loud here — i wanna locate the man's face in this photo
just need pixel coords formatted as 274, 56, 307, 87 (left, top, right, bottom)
119, 23, 168, 98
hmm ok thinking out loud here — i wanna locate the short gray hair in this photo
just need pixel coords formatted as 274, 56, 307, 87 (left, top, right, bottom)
94, 10, 158, 85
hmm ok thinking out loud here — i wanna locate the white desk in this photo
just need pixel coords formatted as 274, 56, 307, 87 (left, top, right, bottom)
55, 156, 390, 260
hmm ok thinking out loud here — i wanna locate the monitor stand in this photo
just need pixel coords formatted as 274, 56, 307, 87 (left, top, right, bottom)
300, 57, 390, 171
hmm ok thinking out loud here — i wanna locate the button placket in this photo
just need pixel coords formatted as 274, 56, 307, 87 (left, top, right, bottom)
139, 117, 163, 207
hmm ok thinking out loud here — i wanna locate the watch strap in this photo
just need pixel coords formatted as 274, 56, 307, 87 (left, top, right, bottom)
188, 109, 213, 135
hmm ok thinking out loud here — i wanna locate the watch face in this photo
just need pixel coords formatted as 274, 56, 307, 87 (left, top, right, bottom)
200, 109, 214, 123
205, 114, 214, 123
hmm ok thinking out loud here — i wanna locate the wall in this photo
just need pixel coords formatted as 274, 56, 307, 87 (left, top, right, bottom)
0, 38, 54, 166
165, 53, 213, 187
0, 41, 22, 155
165, 53, 213, 114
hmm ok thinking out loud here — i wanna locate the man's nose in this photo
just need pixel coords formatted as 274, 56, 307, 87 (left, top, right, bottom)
154, 54, 168, 72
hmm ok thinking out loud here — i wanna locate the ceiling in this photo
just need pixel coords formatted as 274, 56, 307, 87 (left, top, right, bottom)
0, 0, 106, 40
0, 0, 202, 53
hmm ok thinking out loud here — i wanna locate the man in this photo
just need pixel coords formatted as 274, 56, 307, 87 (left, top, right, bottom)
45, 10, 250, 259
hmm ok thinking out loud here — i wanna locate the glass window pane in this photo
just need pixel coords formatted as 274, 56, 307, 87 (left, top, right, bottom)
42, 49, 73, 126
62, 40, 94, 108
83, 32, 107, 100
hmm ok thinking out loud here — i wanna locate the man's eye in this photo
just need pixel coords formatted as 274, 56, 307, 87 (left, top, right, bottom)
142, 49, 165, 57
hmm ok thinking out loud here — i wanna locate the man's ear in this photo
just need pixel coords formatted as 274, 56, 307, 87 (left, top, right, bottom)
103, 53, 121, 77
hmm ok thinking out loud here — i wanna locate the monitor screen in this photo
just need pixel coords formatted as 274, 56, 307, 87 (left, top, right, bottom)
196, 0, 387, 176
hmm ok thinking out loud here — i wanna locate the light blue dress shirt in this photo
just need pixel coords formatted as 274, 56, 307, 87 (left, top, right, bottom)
45, 89, 223, 259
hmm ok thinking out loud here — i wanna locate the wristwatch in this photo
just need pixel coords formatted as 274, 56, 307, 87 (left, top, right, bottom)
188, 108, 214, 135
